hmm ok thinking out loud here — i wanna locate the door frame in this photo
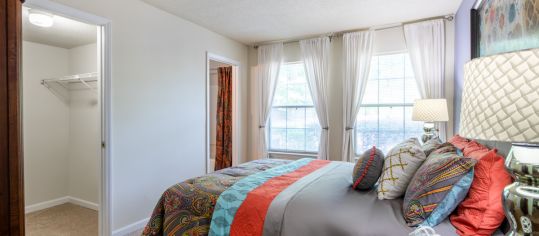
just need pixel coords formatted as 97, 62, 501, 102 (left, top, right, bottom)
1, 0, 24, 235
205, 52, 240, 173
21, 0, 112, 235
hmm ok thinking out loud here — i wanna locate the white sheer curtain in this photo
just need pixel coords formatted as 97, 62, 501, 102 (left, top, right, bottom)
257, 43, 284, 159
404, 19, 446, 140
300, 37, 331, 160
341, 31, 374, 162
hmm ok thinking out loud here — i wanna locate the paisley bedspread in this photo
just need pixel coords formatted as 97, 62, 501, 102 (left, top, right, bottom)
142, 159, 291, 236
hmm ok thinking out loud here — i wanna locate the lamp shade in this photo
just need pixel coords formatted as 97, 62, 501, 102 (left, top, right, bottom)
412, 99, 449, 122
459, 49, 539, 143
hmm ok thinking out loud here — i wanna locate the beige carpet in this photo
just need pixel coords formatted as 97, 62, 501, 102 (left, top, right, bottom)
26, 203, 98, 236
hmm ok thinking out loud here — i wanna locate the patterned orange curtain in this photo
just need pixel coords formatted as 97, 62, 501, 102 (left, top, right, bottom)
215, 67, 233, 171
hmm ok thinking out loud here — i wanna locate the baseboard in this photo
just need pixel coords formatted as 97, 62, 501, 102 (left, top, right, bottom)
25, 196, 99, 214
112, 218, 149, 236
68, 196, 99, 211
25, 196, 70, 214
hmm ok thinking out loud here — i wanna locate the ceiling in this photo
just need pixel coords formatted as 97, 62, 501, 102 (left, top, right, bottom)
22, 7, 97, 49
142, 0, 463, 45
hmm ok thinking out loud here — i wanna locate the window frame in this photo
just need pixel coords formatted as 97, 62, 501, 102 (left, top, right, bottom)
353, 51, 421, 156
267, 61, 320, 155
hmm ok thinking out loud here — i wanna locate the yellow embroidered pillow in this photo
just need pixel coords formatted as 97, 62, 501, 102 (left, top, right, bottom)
377, 138, 427, 200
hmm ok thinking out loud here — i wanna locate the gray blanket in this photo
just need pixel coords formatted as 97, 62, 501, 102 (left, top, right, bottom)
262, 161, 459, 236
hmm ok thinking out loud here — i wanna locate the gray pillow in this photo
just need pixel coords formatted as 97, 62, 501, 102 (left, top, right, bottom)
421, 137, 443, 157
352, 147, 384, 190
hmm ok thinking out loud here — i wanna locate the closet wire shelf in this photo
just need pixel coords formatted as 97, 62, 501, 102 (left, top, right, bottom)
41, 72, 99, 92
41, 72, 99, 103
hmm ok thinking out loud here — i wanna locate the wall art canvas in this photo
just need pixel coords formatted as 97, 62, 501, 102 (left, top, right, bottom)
477, 0, 539, 57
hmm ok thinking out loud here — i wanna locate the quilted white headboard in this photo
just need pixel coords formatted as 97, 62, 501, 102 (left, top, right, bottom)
459, 48, 539, 145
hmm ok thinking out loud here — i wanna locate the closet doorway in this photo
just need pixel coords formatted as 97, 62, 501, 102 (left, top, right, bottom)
206, 53, 240, 173
21, 2, 110, 235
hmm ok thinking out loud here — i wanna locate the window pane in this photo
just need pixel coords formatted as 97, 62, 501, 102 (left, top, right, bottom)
287, 129, 305, 151
355, 107, 379, 154
270, 128, 287, 150
355, 53, 423, 155
305, 108, 319, 129
286, 83, 308, 106
272, 83, 287, 106
268, 62, 320, 154
270, 108, 286, 128
306, 128, 320, 152
378, 107, 405, 152
287, 107, 306, 129
378, 78, 404, 104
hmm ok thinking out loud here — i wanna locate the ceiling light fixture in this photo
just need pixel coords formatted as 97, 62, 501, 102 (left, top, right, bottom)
28, 9, 54, 28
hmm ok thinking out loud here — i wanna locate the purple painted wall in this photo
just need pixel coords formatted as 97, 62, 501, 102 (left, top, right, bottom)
453, 0, 476, 134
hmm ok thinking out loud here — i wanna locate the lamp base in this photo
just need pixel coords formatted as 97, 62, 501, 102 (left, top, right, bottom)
503, 144, 539, 235
421, 122, 437, 143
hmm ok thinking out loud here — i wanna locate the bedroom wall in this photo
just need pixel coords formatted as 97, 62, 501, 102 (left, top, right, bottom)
22, 41, 71, 206
248, 24, 455, 161
67, 43, 100, 205
49, 0, 250, 233
453, 0, 476, 133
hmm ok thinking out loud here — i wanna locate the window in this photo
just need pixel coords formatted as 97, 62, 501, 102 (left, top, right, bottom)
268, 62, 320, 153
355, 53, 424, 154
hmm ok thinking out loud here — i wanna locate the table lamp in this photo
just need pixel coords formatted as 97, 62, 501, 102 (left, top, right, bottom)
459, 49, 539, 235
411, 99, 449, 143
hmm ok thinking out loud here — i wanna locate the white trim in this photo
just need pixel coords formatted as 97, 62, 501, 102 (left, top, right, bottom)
25, 196, 99, 214
25, 197, 69, 214
69, 196, 99, 211
111, 218, 149, 236
22, 1, 113, 235
205, 52, 241, 174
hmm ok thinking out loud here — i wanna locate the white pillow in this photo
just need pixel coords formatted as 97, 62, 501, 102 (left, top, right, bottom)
377, 138, 427, 200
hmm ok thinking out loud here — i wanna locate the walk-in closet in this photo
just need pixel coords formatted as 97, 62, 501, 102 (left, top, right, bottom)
22, 6, 101, 235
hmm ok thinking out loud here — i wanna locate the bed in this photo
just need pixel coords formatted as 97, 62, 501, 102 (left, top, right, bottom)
141, 139, 509, 236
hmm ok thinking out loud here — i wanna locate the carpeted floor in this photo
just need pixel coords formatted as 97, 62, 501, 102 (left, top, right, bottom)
26, 203, 98, 236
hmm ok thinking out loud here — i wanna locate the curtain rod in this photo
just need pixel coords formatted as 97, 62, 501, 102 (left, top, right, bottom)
252, 14, 454, 48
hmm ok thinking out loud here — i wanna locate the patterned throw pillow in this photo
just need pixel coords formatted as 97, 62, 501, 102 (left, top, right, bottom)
403, 152, 476, 226
421, 138, 443, 157
377, 138, 427, 200
352, 147, 384, 190
430, 143, 458, 155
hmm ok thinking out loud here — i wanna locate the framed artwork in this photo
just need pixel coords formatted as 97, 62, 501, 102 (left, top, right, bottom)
471, 0, 539, 58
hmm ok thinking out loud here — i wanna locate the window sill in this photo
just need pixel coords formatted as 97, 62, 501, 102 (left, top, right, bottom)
268, 151, 317, 160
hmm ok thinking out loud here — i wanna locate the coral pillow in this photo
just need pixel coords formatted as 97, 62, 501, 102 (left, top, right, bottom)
448, 135, 471, 150
450, 150, 512, 236
462, 141, 490, 159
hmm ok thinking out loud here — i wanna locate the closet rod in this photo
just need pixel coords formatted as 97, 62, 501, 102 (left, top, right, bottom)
252, 14, 454, 48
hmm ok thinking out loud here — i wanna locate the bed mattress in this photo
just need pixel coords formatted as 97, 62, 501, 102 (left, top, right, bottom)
143, 159, 502, 236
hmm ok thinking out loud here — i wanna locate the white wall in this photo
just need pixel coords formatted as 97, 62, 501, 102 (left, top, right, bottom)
22, 41, 71, 206
68, 43, 100, 204
49, 0, 250, 231
23, 41, 100, 209
248, 23, 455, 161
